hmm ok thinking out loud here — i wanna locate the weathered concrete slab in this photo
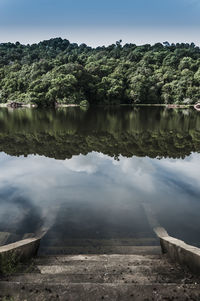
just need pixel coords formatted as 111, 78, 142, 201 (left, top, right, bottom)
160, 236, 200, 275
152, 226, 200, 275
36, 263, 169, 275
1, 250, 200, 300
39, 245, 161, 255
0, 238, 41, 274
35, 254, 162, 264
0, 282, 200, 301
42, 237, 159, 246
5, 271, 189, 285
143, 202, 200, 275
0, 238, 40, 256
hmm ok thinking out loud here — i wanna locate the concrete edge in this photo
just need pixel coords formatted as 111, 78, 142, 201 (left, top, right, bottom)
0, 238, 41, 273
0, 238, 40, 253
155, 227, 200, 274
0, 227, 50, 273
142, 203, 200, 274
154, 227, 169, 238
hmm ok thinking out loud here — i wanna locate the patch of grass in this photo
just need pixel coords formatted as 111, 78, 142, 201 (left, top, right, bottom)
1, 297, 15, 301
0, 251, 21, 276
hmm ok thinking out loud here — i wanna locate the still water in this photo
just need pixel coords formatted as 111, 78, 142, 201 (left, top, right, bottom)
0, 106, 199, 253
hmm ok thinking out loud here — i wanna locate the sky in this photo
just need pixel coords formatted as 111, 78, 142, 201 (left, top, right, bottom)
0, 0, 200, 46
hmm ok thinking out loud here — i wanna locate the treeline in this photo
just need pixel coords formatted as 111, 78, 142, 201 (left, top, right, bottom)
1, 38, 200, 106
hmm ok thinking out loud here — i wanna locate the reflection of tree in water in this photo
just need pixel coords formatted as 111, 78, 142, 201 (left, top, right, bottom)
0, 107, 199, 159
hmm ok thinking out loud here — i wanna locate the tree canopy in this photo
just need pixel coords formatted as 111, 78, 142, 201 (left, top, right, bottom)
0, 38, 200, 106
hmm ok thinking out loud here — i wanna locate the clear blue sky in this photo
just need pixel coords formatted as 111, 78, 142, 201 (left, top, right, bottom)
0, 0, 200, 46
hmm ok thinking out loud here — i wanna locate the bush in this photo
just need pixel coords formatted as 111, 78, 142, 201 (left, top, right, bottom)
80, 100, 89, 107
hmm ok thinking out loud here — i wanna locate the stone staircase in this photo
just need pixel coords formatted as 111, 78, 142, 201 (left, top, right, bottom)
39, 238, 160, 255
0, 246, 200, 301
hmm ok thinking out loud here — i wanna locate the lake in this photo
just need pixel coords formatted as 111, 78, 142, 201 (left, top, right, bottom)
0, 106, 199, 254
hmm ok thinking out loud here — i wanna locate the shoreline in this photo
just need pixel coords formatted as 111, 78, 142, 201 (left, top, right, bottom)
0, 103, 195, 109
0, 103, 80, 108
0, 103, 37, 108
132, 103, 195, 108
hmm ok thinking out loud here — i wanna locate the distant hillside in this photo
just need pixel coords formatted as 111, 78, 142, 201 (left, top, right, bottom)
0, 39, 200, 106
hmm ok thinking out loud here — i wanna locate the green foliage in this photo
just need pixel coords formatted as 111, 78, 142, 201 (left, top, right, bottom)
2, 297, 15, 301
0, 251, 20, 275
0, 39, 200, 106
80, 100, 89, 107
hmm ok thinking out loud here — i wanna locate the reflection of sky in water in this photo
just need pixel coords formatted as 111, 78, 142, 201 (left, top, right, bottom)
0, 151, 200, 247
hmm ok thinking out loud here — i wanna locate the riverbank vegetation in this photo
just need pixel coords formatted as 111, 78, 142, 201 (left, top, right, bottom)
0, 38, 200, 106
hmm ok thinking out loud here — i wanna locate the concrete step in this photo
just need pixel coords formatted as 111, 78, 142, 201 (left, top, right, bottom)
1, 253, 200, 300
32, 255, 192, 286
39, 245, 161, 255
35, 254, 162, 265
36, 263, 175, 276
4, 254, 197, 286
41, 237, 159, 247
0, 282, 200, 301
4, 270, 197, 285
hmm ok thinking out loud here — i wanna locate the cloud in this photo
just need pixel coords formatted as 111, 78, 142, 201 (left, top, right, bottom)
155, 153, 200, 188
0, 151, 200, 244
62, 153, 100, 174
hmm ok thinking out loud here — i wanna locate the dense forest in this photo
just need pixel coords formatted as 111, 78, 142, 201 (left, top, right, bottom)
0, 38, 200, 106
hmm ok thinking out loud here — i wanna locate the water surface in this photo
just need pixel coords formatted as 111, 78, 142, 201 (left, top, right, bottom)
0, 106, 199, 252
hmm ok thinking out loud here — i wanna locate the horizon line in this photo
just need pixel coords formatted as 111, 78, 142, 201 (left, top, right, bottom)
0, 37, 199, 48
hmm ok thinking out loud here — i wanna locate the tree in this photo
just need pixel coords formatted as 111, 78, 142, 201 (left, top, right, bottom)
0, 38, 200, 106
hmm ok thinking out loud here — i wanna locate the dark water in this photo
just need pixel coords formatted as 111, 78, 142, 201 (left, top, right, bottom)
0, 106, 200, 252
